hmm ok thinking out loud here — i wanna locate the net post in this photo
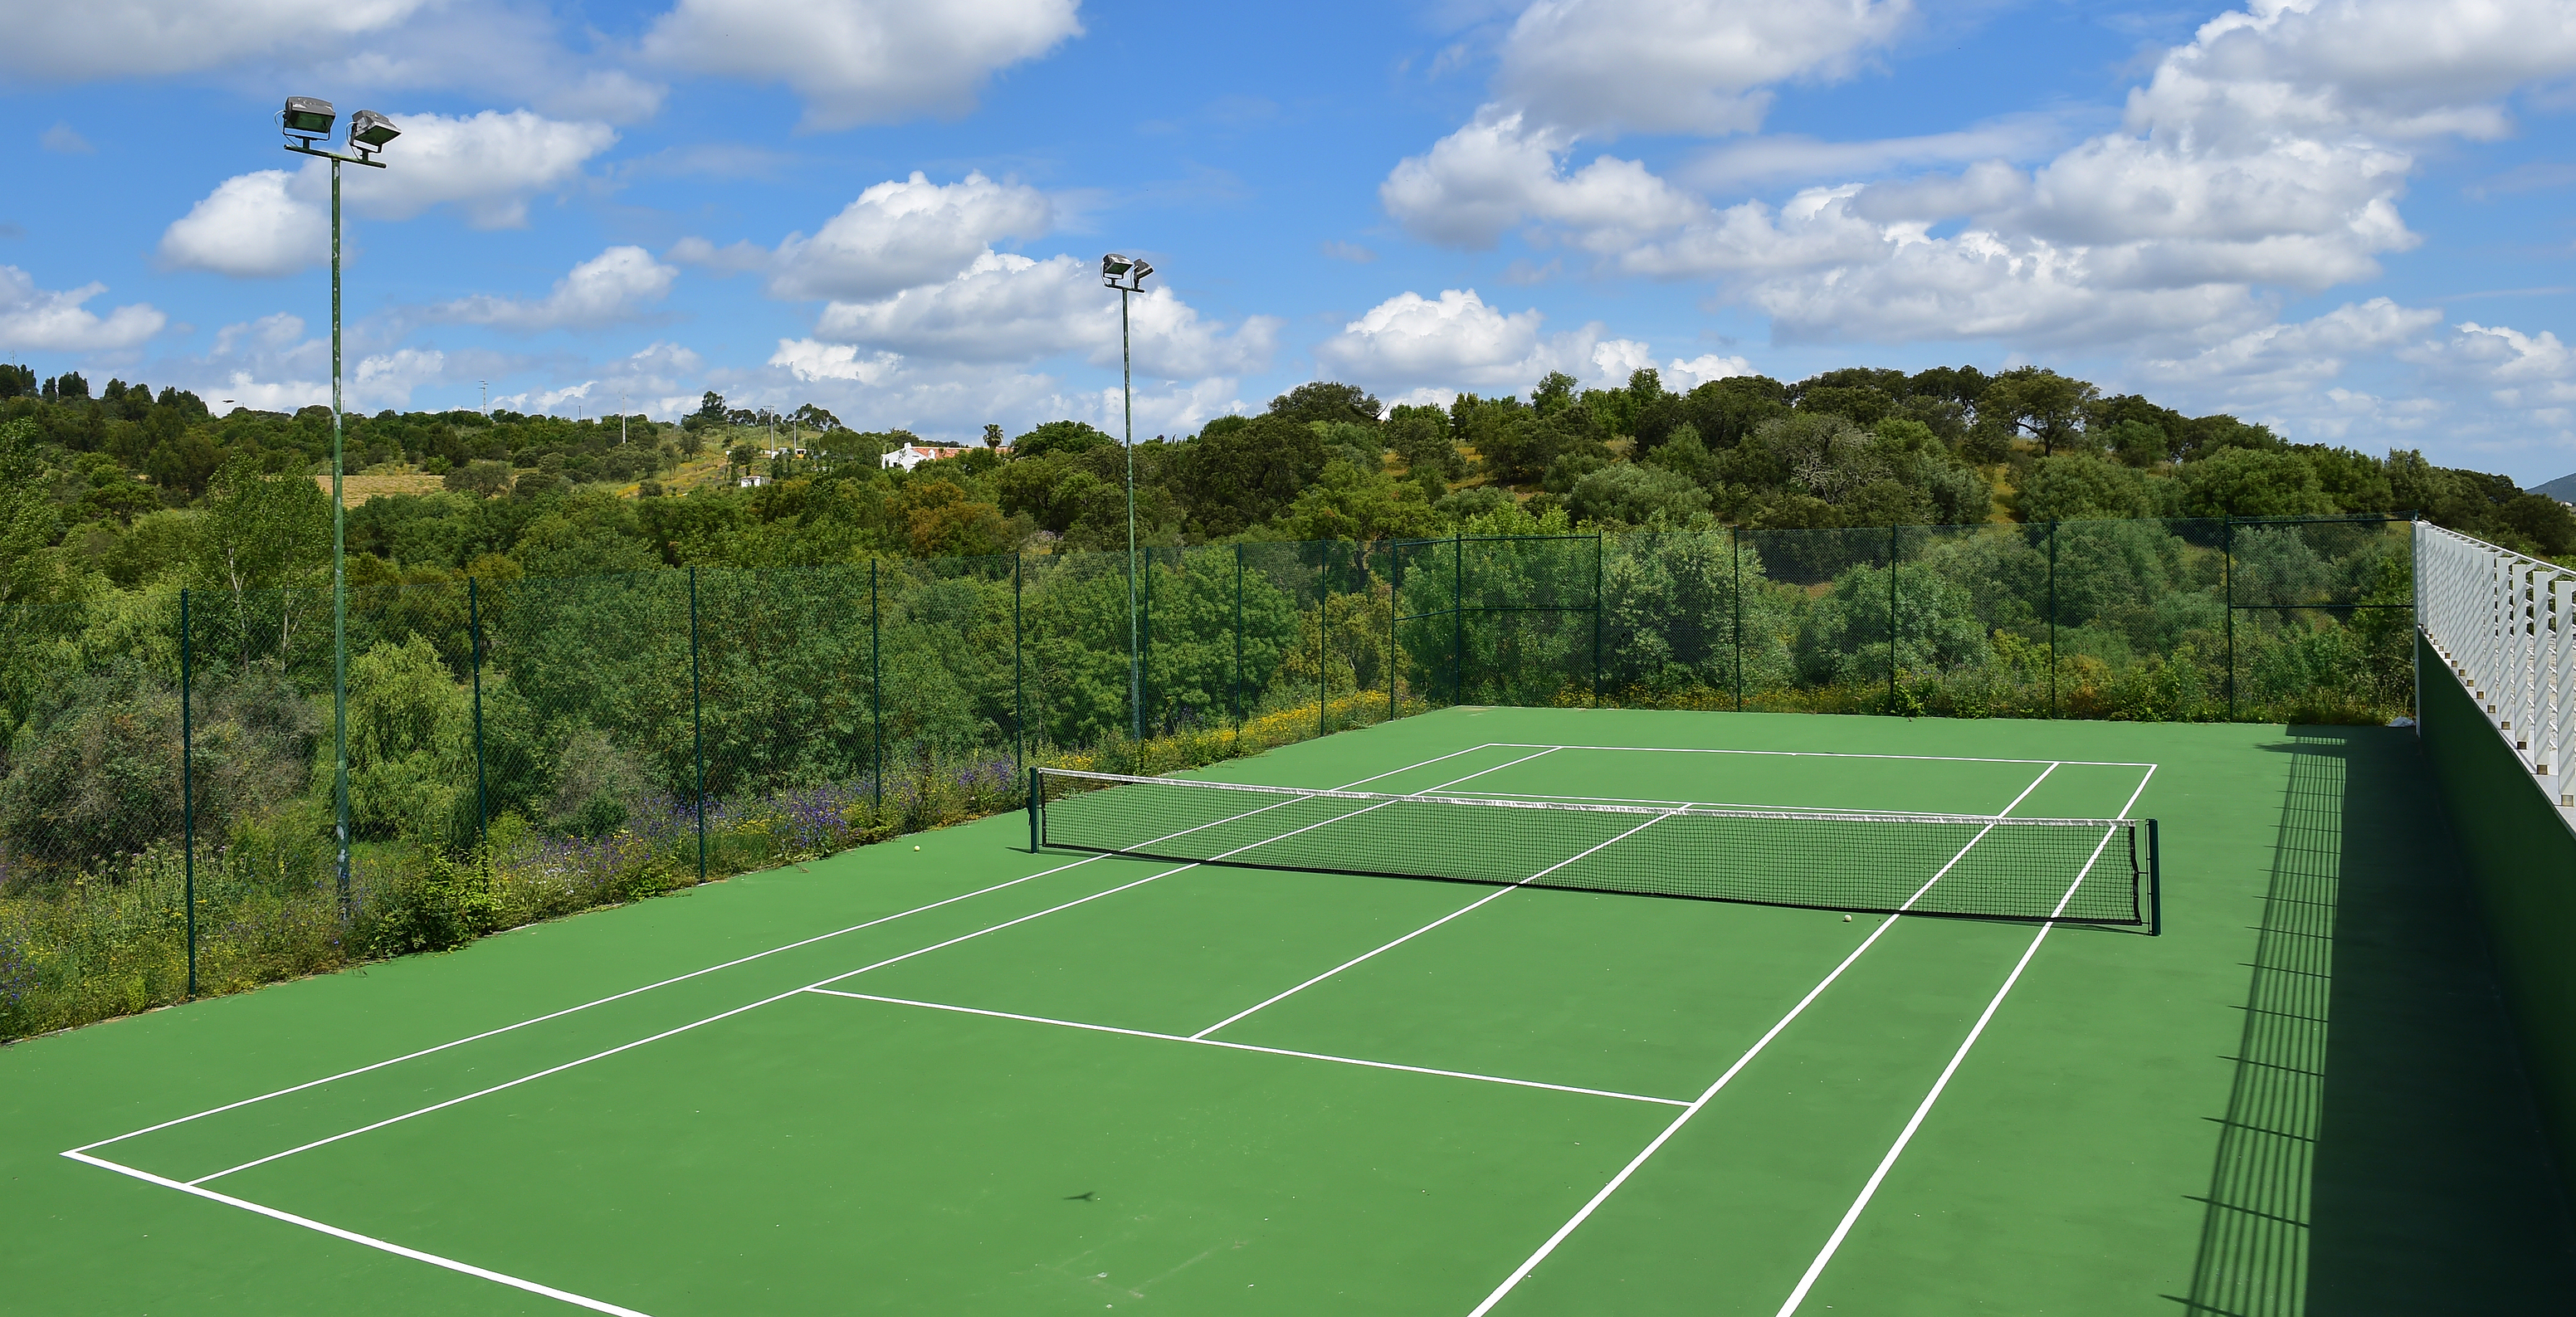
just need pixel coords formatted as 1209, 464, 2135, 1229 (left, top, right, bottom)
181, 587, 194, 1000
1027, 767, 1042, 853
2148, 817, 2162, 936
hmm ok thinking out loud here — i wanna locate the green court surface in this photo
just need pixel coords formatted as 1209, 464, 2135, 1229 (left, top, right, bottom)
6, 708, 2573, 1315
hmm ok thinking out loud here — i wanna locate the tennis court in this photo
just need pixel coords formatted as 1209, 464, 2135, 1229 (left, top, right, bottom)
7, 706, 2570, 1314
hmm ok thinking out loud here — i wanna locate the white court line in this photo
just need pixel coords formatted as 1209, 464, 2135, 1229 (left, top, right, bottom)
803, 989, 1690, 1108
1462, 760, 2066, 1317
1490, 742, 2154, 768
1187, 807, 1688, 1041
1771, 763, 2158, 1317
64, 1151, 656, 1317
70, 741, 1506, 1157
178, 748, 1564, 1188
1434, 789, 1978, 817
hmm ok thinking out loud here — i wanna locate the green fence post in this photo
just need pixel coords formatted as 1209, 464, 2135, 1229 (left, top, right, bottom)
2047, 523, 2059, 718
180, 588, 194, 999
1232, 544, 1244, 724
1012, 553, 1023, 770
1452, 532, 1465, 704
1141, 546, 1154, 735
1318, 542, 1330, 738
1732, 526, 1744, 711
871, 559, 883, 814
469, 576, 486, 848
2223, 518, 2237, 719
1593, 533, 1605, 707
1388, 540, 1400, 722
1888, 523, 1900, 713
690, 566, 705, 884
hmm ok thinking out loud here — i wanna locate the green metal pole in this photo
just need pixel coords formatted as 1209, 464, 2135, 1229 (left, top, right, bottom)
181, 588, 194, 999
1122, 289, 1142, 744
1389, 541, 1400, 722
1318, 543, 1329, 737
1593, 533, 1605, 707
329, 155, 350, 921
1141, 546, 1154, 736
2224, 518, 2236, 719
871, 559, 883, 813
1012, 553, 1023, 769
1232, 544, 1244, 724
1888, 523, 1899, 713
1733, 526, 1744, 711
1452, 533, 1464, 704
2047, 523, 2059, 718
469, 577, 486, 848
690, 567, 705, 883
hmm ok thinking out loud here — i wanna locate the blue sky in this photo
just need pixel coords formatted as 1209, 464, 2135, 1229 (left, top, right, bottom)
3, 0, 2574, 479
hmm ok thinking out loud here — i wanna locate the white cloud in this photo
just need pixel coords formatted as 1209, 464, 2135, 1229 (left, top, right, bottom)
159, 110, 616, 277
766, 339, 1241, 440
1681, 115, 2063, 191
0, 0, 432, 80
2140, 297, 2443, 394
159, 171, 330, 278
1495, 0, 1911, 136
1663, 353, 1754, 388
428, 246, 679, 331
733, 172, 1052, 301
39, 124, 94, 154
173, 312, 443, 412
1383, 112, 1702, 249
642, 0, 1082, 131
810, 250, 1281, 378
1313, 288, 1617, 393
0, 266, 168, 352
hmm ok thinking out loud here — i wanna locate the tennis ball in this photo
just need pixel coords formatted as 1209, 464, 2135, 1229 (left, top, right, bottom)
913, 845, 921, 851
1842, 914, 1853, 922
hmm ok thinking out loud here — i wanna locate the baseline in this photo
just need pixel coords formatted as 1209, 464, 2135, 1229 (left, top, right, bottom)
1492, 743, 2154, 768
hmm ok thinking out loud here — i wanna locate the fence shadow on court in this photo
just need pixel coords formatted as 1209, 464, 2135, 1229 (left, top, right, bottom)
2175, 727, 2576, 1315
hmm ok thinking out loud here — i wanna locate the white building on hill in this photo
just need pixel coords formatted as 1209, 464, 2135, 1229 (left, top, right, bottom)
882, 442, 1000, 471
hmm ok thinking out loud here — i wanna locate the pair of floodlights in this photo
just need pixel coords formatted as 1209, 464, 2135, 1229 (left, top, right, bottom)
281, 96, 399, 166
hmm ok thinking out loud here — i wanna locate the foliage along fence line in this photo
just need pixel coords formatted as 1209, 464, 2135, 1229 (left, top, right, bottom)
0, 515, 2415, 1042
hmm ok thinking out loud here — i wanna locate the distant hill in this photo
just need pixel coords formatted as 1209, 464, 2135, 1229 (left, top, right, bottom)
2535, 472, 2576, 504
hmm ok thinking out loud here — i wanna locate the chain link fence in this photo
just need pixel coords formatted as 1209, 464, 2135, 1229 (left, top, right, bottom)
0, 516, 2414, 1041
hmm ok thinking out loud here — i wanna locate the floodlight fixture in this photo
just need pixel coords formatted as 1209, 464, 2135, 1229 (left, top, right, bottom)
283, 96, 336, 140
348, 110, 399, 151
1102, 253, 1153, 292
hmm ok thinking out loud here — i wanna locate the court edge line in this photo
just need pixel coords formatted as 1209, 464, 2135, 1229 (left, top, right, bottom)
176, 748, 1563, 1186
61, 1152, 656, 1317
1772, 763, 2158, 1317
1490, 743, 2153, 768
1432, 789, 2039, 817
70, 741, 1506, 1156
1187, 805, 1688, 1040
803, 989, 1690, 1108
1461, 759, 2064, 1317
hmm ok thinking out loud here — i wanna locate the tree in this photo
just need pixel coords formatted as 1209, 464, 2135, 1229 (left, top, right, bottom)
1268, 381, 1382, 427
1531, 371, 1578, 417
1013, 419, 1115, 459
1975, 368, 2100, 456
1171, 415, 1326, 536
982, 423, 1005, 449
2017, 453, 2154, 521
1568, 463, 1710, 526
2176, 447, 2333, 518
790, 403, 844, 433
686, 391, 726, 431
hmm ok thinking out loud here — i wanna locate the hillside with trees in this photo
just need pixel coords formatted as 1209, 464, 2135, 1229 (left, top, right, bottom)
2, 360, 2569, 608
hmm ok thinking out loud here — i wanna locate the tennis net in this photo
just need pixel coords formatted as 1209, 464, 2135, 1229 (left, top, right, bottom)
1029, 768, 2159, 929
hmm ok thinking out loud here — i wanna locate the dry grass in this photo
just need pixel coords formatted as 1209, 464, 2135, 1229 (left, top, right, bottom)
315, 470, 447, 506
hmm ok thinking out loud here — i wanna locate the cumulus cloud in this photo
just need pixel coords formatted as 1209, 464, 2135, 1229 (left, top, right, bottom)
807, 250, 1280, 378
642, 0, 1082, 130
766, 339, 1244, 439
718, 172, 1054, 301
173, 312, 444, 412
1313, 288, 1624, 392
159, 110, 616, 277
0, 0, 432, 80
2139, 297, 2444, 394
0, 266, 168, 352
1495, 0, 1911, 136
1383, 112, 1703, 249
159, 171, 330, 278
427, 246, 679, 331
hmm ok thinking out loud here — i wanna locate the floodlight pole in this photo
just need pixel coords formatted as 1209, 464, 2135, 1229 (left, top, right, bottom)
285, 116, 389, 922
1103, 254, 1153, 743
